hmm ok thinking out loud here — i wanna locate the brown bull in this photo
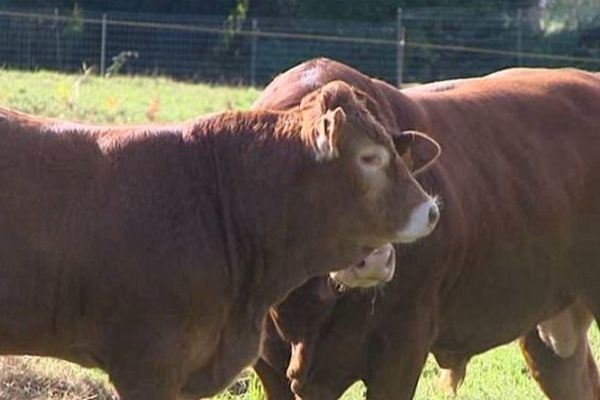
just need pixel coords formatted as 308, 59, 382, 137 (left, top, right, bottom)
0, 80, 440, 400
253, 59, 600, 400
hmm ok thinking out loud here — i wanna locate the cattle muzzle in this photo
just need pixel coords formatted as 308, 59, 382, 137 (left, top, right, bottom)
395, 195, 440, 243
328, 243, 396, 289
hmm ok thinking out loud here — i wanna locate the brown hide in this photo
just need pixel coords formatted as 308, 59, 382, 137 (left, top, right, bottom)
0, 81, 435, 400
253, 59, 600, 400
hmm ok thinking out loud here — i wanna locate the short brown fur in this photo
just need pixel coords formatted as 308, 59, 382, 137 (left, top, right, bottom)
253, 59, 600, 400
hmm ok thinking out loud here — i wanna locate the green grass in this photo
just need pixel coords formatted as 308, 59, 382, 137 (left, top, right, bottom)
0, 69, 259, 123
0, 68, 599, 399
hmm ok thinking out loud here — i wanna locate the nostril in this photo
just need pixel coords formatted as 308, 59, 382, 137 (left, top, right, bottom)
428, 206, 440, 226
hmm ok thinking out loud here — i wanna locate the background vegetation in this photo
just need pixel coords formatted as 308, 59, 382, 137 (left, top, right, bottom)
0, 0, 599, 85
0, 0, 538, 20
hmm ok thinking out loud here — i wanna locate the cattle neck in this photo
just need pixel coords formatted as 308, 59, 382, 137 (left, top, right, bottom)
182, 110, 357, 315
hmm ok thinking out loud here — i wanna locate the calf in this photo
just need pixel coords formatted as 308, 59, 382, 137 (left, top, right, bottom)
253, 59, 600, 400
0, 80, 440, 400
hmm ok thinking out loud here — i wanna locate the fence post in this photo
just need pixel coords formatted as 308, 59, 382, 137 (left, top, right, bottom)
396, 7, 405, 88
516, 8, 523, 66
26, 18, 32, 69
250, 18, 259, 86
100, 13, 107, 76
54, 8, 61, 69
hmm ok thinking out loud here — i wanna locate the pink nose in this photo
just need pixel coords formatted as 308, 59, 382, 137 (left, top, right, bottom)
356, 244, 396, 282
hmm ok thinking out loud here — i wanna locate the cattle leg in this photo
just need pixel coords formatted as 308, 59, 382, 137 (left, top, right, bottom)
182, 321, 263, 398
519, 322, 600, 399
109, 354, 182, 400
112, 378, 180, 400
104, 320, 187, 400
365, 333, 429, 400
254, 314, 295, 400
364, 313, 435, 400
254, 357, 295, 400
436, 358, 468, 395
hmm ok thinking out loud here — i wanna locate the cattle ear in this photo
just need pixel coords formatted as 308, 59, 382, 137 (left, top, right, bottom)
315, 106, 346, 161
392, 130, 441, 175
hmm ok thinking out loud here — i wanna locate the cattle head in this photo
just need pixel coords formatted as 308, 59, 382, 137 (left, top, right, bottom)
262, 276, 365, 400
297, 81, 441, 269
262, 278, 375, 400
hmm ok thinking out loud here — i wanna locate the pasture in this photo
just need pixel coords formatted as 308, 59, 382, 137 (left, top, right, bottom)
0, 68, 598, 400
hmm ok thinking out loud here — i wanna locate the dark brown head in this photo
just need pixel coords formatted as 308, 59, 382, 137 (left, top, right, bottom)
259, 276, 354, 400
258, 277, 374, 400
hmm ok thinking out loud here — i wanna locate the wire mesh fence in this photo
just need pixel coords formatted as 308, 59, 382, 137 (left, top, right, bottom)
401, 6, 600, 82
0, 6, 599, 86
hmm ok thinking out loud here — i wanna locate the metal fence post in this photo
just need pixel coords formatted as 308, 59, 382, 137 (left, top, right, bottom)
54, 8, 61, 69
26, 18, 32, 69
100, 13, 107, 76
396, 7, 405, 87
516, 8, 523, 66
250, 18, 259, 86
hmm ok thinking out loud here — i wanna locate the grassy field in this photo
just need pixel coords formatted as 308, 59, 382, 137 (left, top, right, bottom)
0, 68, 598, 400
0, 69, 259, 123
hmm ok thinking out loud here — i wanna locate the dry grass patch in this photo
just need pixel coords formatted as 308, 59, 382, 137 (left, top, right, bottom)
0, 356, 116, 400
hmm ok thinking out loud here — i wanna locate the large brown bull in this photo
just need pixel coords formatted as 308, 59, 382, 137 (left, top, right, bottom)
0, 80, 440, 400
253, 59, 600, 400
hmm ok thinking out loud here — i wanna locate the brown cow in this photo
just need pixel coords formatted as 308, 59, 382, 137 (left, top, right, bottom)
0, 80, 441, 400
252, 59, 600, 400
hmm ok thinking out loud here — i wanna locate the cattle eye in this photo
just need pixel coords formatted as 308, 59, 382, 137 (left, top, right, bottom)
361, 154, 382, 166
358, 147, 389, 170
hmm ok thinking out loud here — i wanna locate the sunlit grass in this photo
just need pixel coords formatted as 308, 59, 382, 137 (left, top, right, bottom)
0, 69, 259, 123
